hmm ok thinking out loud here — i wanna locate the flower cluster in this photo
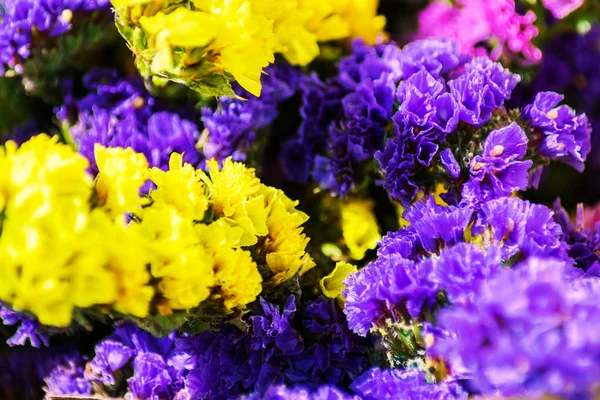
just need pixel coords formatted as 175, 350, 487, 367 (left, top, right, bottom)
49, 296, 368, 399
0, 135, 313, 327
0, 0, 110, 75
3, 2, 600, 400
415, 0, 541, 63
201, 61, 303, 162
111, 0, 385, 96
58, 68, 203, 173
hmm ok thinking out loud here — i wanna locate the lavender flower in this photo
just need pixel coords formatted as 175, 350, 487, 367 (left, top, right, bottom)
350, 367, 467, 400
479, 197, 566, 259
432, 257, 600, 398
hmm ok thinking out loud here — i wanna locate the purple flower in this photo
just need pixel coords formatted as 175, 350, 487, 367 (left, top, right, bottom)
440, 148, 460, 178
241, 384, 357, 400
464, 123, 533, 200
86, 340, 135, 385
432, 257, 600, 398
44, 354, 92, 396
0, 0, 109, 74
394, 70, 459, 134
350, 367, 467, 400
343, 255, 437, 335
377, 197, 473, 259
202, 62, 302, 162
523, 91, 591, 171
182, 296, 368, 399
399, 38, 467, 79
479, 197, 566, 259
126, 352, 175, 400
59, 68, 202, 173
449, 58, 520, 127
0, 305, 48, 347
426, 243, 503, 305
553, 199, 600, 275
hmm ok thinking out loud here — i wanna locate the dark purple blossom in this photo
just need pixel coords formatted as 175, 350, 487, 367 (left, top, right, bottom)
432, 257, 600, 398
181, 296, 368, 399
523, 91, 591, 171
59, 68, 202, 173
202, 62, 302, 162
553, 199, 600, 275
0, 305, 48, 347
350, 367, 467, 400
241, 384, 357, 400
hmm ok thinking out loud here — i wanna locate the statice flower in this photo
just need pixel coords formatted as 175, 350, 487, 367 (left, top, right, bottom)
377, 197, 473, 260
281, 40, 403, 196
0, 0, 109, 75
415, 0, 541, 63
344, 242, 503, 336
449, 58, 520, 127
202, 62, 302, 162
432, 257, 600, 398
461, 123, 532, 202
523, 91, 591, 172
181, 296, 368, 399
58, 68, 202, 172
554, 199, 600, 275
377, 55, 520, 205
0, 305, 48, 347
350, 367, 467, 400
44, 354, 92, 397
241, 384, 357, 400
85, 322, 180, 397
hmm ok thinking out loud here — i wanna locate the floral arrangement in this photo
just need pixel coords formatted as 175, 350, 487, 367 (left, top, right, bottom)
1, 0, 600, 399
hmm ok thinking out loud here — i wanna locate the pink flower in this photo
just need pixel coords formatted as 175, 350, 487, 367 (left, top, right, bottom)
542, 0, 585, 19
415, 0, 541, 64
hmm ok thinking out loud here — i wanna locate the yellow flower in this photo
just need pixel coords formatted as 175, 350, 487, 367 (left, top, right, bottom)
139, 0, 277, 96
195, 219, 244, 249
200, 158, 268, 246
135, 204, 214, 311
261, 188, 315, 281
95, 145, 149, 217
211, 247, 262, 309
149, 153, 208, 221
337, 0, 387, 45
320, 261, 357, 299
341, 199, 380, 260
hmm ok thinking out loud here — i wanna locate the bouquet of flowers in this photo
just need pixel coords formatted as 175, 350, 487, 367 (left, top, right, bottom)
1, 0, 600, 399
